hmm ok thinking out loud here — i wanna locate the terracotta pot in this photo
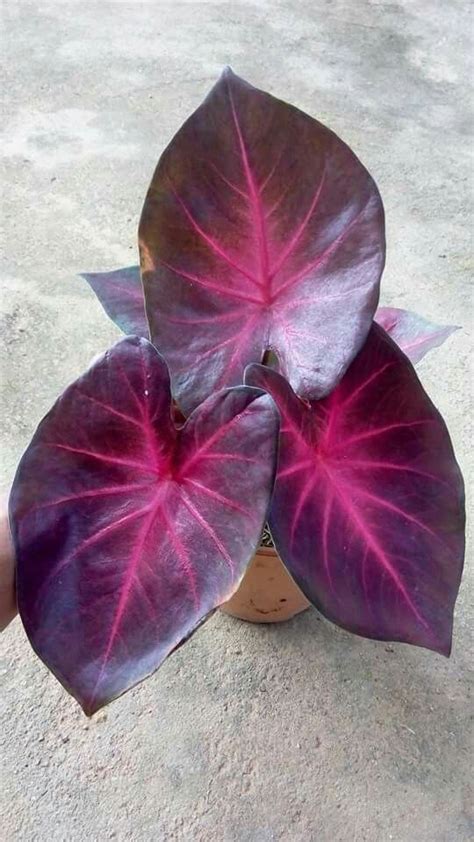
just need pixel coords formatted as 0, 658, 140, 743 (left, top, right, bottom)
220, 546, 310, 623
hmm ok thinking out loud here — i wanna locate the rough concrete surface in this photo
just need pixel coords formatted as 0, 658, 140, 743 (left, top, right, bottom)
0, 1, 472, 840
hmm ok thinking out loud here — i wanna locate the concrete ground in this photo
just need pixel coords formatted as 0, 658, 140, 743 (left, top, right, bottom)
1, 1, 472, 839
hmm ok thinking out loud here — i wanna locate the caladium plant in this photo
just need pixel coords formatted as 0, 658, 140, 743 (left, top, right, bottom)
9, 69, 465, 715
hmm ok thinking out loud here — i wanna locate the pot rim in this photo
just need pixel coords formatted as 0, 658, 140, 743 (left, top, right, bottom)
256, 545, 278, 557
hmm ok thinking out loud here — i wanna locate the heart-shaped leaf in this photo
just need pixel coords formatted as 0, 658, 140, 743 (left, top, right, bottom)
245, 326, 465, 655
10, 337, 279, 714
375, 306, 459, 364
139, 67, 385, 413
81, 266, 149, 336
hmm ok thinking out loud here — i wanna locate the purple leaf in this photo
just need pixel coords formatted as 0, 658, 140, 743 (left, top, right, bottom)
376, 306, 459, 364
139, 67, 385, 414
10, 337, 279, 714
81, 266, 148, 337
245, 325, 465, 655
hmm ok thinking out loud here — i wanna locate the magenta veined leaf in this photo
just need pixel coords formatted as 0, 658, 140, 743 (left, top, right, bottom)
139, 67, 385, 414
10, 337, 279, 714
81, 266, 149, 337
375, 306, 459, 364
245, 325, 465, 655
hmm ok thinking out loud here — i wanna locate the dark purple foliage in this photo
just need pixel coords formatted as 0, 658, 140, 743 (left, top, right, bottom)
139, 67, 385, 413
10, 337, 279, 713
245, 326, 465, 654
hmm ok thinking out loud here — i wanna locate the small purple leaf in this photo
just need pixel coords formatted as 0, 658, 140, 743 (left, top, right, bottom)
245, 325, 465, 655
375, 306, 459, 364
139, 67, 385, 413
81, 266, 148, 337
10, 337, 279, 714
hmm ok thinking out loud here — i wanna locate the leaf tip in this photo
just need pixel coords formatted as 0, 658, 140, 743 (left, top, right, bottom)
419, 623, 453, 658
81, 698, 106, 718
79, 271, 93, 283
221, 64, 235, 79
434, 633, 452, 658
219, 65, 247, 90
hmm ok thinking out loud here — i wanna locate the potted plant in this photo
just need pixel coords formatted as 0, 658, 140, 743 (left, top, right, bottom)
9, 69, 465, 716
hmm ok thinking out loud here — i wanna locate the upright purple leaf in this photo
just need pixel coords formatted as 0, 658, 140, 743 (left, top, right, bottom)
10, 337, 279, 714
246, 326, 465, 655
139, 67, 385, 413
376, 306, 459, 364
81, 266, 148, 337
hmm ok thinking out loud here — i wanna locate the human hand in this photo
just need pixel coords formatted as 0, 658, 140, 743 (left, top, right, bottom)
0, 505, 16, 631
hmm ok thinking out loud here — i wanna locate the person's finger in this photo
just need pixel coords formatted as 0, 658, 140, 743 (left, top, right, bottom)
0, 506, 16, 631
